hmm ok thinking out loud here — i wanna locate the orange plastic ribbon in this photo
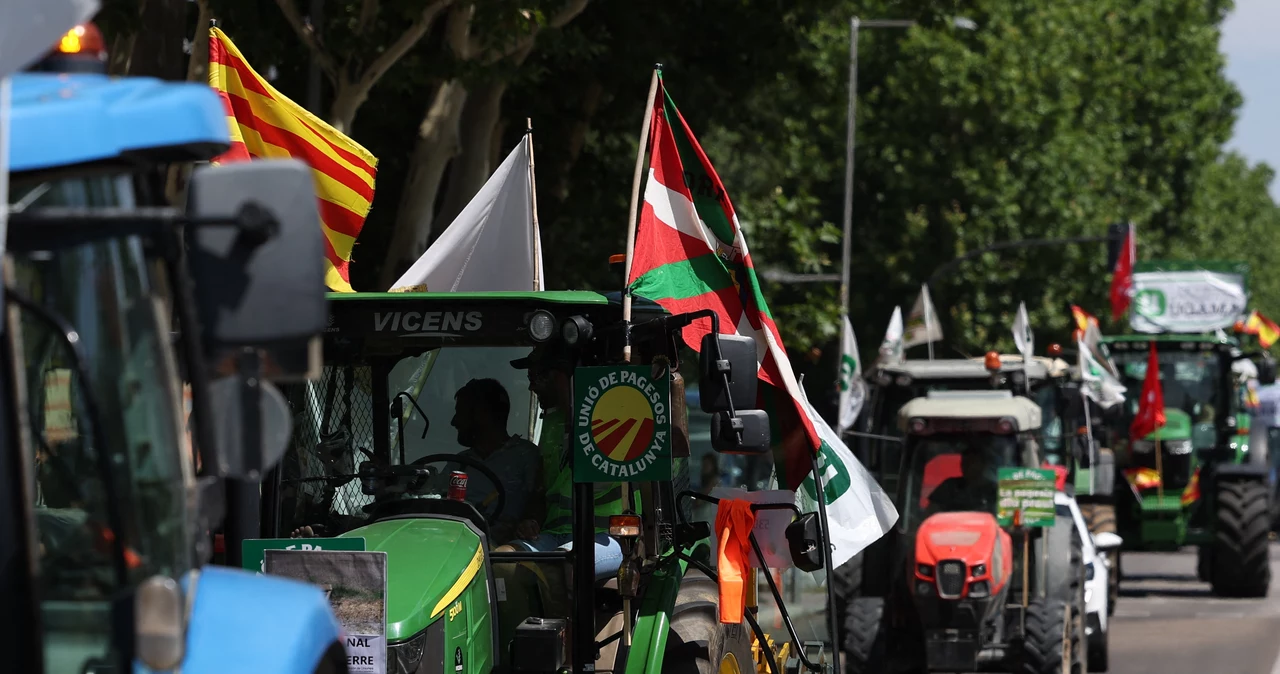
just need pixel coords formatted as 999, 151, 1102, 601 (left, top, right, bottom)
714, 498, 756, 624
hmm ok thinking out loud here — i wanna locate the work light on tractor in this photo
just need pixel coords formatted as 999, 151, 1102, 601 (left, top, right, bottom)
526, 309, 557, 342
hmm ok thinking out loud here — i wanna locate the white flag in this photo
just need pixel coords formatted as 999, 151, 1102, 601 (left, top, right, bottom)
391, 138, 544, 292
795, 384, 898, 569
837, 315, 865, 434
1013, 301, 1034, 363
1078, 336, 1126, 408
876, 306, 905, 367
0, 0, 97, 79
904, 284, 943, 348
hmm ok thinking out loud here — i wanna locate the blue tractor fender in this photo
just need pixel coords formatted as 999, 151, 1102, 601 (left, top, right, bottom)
138, 566, 343, 674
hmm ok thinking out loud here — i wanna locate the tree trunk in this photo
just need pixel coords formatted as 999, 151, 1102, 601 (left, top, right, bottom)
432, 79, 512, 230
555, 78, 604, 201
378, 80, 470, 290
329, 80, 364, 135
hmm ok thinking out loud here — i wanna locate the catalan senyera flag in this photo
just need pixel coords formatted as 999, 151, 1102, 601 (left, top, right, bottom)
1244, 310, 1280, 349
208, 27, 378, 292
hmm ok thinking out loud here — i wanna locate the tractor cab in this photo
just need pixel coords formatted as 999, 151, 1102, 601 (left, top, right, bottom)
265, 291, 826, 674
843, 390, 1087, 674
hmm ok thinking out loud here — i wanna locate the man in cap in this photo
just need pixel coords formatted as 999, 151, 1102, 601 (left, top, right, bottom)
495, 341, 624, 580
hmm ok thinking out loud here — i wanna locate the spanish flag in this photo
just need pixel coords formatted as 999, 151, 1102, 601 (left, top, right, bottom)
1244, 310, 1280, 349
208, 27, 378, 293
1181, 467, 1201, 507
1124, 466, 1162, 492
1071, 304, 1099, 340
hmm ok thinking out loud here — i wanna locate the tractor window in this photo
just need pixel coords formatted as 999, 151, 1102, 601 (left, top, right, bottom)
279, 347, 544, 544
900, 433, 1018, 531
10, 174, 195, 674
1114, 349, 1219, 424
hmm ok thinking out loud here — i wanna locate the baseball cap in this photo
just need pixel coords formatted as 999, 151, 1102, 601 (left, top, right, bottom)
511, 341, 574, 370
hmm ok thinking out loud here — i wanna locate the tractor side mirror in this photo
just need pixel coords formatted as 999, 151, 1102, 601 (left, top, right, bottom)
1093, 532, 1123, 551
205, 376, 294, 480
710, 410, 771, 454
700, 333, 759, 412
785, 513, 825, 573
185, 159, 327, 382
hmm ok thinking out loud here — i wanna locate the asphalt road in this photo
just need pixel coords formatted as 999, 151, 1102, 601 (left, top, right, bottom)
1109, 543, 1280, 674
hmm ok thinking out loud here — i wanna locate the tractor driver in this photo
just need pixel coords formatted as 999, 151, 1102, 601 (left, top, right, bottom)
926, 440, 1001, 515
493, 342, 625, 580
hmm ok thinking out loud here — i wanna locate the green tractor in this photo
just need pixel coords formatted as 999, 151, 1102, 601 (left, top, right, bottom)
258, 290, 840, 673
1102, 333, 1274, 596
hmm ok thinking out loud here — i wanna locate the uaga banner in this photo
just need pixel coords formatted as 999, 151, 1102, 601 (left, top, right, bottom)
1129, 269, 1247, 334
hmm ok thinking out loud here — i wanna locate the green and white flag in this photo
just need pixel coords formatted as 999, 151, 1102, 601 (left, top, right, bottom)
796, 383, 898, 569
1078, 334, 1125, 409
905, 284, 942, 355
877, 306, 905, 367
837, 315, 865, 434
1013, 301, 1033, 363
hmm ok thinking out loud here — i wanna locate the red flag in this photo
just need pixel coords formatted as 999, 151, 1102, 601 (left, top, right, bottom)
1109, 224, 1135, 321
1130, 342, 1166, 439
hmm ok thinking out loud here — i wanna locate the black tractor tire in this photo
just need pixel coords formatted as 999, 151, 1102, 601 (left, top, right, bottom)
1069, 531, 1088, 674
1211, 480, 1272, 598
1086, 625, 1109, 672
312, 641, 350, 674
831, 552, 864, 620
663, 570, 756, 674
1197, 545, 1212, 583
1017, 599, 1071, 674
843, 597, 885, 674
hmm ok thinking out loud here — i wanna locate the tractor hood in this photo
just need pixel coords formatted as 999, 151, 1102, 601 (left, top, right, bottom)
340, 518, 485, 641
915, 512, 1013, 599
1141, 408, 1191, 441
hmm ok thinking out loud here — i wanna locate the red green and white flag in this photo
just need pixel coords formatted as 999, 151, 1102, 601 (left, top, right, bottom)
627, 74, 896, 567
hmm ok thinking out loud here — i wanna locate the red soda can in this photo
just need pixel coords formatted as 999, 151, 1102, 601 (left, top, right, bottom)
448, 471, 468, 501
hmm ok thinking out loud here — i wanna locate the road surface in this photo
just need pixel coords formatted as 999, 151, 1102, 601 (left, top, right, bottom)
1110, 543, 1280, 674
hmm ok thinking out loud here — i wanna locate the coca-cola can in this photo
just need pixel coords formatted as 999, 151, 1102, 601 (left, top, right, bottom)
448, 471, 468, 501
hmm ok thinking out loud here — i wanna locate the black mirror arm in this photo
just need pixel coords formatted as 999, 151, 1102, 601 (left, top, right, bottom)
675, 489, 802, 524
6, 288, 128, 588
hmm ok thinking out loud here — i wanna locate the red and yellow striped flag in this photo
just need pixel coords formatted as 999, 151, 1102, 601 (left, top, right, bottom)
1180, 467, 1201, 507
208, 27, 378, 292
1244, 310, 1280, 349
1123, 466, 1162, 492
1070, 304, 1098, 340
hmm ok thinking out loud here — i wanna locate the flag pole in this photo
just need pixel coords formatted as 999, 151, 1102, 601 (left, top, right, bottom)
924, 284, 935, 361
621, 64, 662, 364
526, 118, 542, 292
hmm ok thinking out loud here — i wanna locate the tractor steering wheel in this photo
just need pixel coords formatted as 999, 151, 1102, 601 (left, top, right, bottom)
409, 452, 508, 522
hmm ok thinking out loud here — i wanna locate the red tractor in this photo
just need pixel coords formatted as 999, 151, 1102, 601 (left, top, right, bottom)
845, 391, 1087, 674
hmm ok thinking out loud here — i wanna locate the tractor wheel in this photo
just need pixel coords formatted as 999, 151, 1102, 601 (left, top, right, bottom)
311, 641, 349, 674
842, 597, 885, 674
1107, 551, 1120, 617
1196, 546, 1212, 583
663, 570, 756, 674
1211, 480, 1272, 598
831, 551, 864, 621
1017, 599, 1070, 674
1070, 533, 1088, 674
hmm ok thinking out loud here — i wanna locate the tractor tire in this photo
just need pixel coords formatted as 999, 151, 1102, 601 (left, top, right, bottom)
1197, 545, 1212, 583
1070, 532, 1088, 674
1080, 502, 1121, 615
842, 597, 885, 674
663, 569, 756, 674
312, 641, 350, 674
1086, 625, 1109, 673
1017, 599, 1071, 674
831, 551, 864, 620
1211, 480, 1272, 598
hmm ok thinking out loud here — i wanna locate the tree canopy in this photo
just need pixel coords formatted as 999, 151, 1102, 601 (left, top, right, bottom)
96, 0, 1280, 400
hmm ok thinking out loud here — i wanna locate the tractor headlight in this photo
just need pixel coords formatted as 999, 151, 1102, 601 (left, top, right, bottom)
971, 563, 986, 577
916, 581, 933, 596
1131, 440, 1156, 454
968, 581, 990, 598
917, 563, 934, 578
527, 310, 556, 342
1165, 439, 1193, 455
389, 619, 443, 674
561, 315, 594, 345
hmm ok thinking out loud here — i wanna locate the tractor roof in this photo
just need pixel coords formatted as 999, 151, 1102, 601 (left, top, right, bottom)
898, 391, 1042, 432
879, 356, 1062, 381
8, 72, 229, 174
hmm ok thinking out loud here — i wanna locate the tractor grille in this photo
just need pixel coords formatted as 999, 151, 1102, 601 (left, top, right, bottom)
937, 560, 966, 598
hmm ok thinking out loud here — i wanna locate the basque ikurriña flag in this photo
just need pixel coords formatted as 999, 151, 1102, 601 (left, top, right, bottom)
625, 72, 896, 567
208, 27, 378, 292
